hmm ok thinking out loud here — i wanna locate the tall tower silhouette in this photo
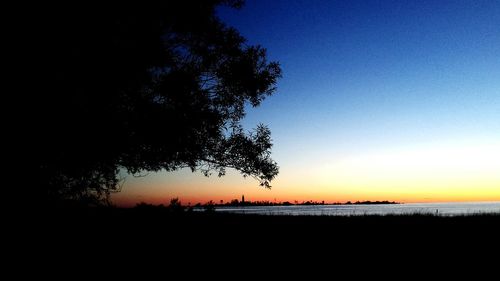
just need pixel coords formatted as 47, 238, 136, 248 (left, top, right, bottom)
241, 195, 245, 204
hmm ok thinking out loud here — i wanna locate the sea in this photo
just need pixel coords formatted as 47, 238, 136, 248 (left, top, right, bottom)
212, 201, 500, 216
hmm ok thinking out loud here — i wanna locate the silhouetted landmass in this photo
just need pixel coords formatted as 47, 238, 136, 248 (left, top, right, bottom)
346, 200, 399, 205
184, 198, 400, 207
130, 198, 401, 214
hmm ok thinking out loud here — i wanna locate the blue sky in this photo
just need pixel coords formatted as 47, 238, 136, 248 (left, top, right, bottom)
223, 0, 500, 160
113, 0, 500, 206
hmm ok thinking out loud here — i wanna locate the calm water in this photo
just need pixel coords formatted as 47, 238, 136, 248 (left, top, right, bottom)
213, 202, 500, 216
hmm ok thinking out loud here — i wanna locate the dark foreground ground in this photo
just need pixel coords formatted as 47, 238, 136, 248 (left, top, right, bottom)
44, 208, 500, 271
47, 208, 500, 246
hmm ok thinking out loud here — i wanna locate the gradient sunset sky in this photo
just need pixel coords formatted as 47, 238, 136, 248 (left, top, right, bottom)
112, 0, 500, 206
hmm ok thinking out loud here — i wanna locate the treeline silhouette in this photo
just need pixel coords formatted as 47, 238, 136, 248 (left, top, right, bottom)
45, 0, 281, 205
344, 200, 399, 205
194, 199, 399, 207
132, 198, 400, 213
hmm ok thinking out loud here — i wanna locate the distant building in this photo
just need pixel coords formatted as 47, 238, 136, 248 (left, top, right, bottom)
241, 195, 245, 204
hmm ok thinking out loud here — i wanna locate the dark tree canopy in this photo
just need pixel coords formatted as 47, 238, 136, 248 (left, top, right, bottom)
43, 0, 281, 205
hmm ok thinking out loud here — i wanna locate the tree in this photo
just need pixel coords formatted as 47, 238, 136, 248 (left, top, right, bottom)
43, 0, 281, 205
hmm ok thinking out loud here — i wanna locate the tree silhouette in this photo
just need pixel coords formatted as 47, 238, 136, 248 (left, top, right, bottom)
43, 0, 281, 205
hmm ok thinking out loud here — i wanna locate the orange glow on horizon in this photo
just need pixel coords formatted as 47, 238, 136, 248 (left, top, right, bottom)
112, 140, 500, 207
112, 182, 500, 207
113, 194, 500, 208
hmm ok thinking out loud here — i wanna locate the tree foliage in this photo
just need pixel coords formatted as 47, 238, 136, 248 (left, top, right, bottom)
43, 0, 281, 205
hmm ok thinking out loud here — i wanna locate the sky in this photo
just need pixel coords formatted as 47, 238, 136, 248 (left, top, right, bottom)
112, 0, 500, 206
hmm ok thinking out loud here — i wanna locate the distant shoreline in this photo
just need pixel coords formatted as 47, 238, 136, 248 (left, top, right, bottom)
191, 200, 400, 208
